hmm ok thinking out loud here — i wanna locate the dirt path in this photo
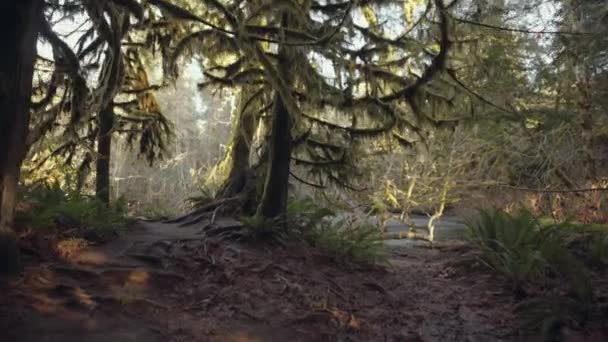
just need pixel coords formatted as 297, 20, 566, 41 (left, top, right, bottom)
1, 220, 518, 341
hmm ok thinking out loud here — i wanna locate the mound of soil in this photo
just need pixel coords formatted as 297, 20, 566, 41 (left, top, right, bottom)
0, 219, 543, 341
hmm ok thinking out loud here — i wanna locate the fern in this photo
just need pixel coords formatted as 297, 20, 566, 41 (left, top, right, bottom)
239, 214, 285, 241
286, 197, 334, 231
467, 208, 596, 334
467, 208, 549, 285
238, 197, 386, 265
467, 208, 590, 292
305, 217, 387, 265
16, 184, 129, 230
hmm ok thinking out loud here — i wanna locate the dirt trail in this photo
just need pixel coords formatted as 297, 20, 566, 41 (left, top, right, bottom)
1, 220, 518, 341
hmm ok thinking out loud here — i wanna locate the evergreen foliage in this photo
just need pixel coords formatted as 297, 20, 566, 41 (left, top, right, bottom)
466, 208, 608, 334
29, 0, 175, 204
467, 208, 591, 295
240, 197, 386, 265
16, 183, 128, 230
142, 0, 458, 214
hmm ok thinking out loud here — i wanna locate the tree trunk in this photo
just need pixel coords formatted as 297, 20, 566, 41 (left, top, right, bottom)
578, 73, 595, 182
93, 7, 128, 205
256, 90, 292, 218
0, 0, 41, 274
214, 90, 257, 199
96, 105, 114, 204
256, 34, 293, 218
256, 15, 294, 219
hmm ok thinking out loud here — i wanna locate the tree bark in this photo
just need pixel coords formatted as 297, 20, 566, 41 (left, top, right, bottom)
96, 105, 114, 204
0, 0, 42, 274
215, 90, 257, 199
578, 73, 595, 181
256, 36, 293, 218
93, 7, 128, 205
256, 91, 292, 218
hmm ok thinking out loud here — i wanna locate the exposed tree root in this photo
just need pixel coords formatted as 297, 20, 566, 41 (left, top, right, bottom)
166, 170, 257, 244
167, 196, 240, 225
198, 222, 244, 239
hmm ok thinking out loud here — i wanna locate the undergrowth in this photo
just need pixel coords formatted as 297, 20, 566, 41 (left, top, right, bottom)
16, 183, 129, 231
466, 208, 606, 335
467, 209, 589, 291
305, 216, 387, 265
240, 198, 386, 265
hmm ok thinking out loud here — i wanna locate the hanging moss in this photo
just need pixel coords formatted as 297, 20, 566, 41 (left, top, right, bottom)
136, 0, 457, 217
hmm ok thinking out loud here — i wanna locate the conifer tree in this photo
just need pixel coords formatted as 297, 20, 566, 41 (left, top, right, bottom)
146, 0, 456, 219
0, 0, 43, 274
29, 0, 173, 204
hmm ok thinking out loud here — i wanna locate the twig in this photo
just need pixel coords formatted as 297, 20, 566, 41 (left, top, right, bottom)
491, 184, 608, 193
452, 16, 596, 36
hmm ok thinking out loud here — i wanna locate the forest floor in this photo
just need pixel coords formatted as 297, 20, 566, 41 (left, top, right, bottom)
0, 219, 601, 342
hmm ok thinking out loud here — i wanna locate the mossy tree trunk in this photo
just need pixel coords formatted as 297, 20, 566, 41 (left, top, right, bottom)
256, 38, 293, 218
96, 105, 114, 204
578, 72, 595, 182
93, 6, 129, 206
0, 0, 42, 274
215, 89, 257, 199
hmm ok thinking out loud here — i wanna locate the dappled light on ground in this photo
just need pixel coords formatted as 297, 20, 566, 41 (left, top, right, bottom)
68, 249, 110, 265
2, 216, 607, 341
127, 270, 150, 285
1, 220, 523, 341
55, 238, 89, 259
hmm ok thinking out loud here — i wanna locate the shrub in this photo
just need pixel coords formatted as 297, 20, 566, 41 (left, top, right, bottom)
467, 208, 547, 285
538, 219, 608, 268
239, 214, 285, 241
467, 208, 596, 333
16, 183, 128, 230
466, 208, 590, 296
567, 224, 608, 268
239, 197, 386, 265
304, 216, 387, 265
587, 232, 608, 266
286, 197, 335, 230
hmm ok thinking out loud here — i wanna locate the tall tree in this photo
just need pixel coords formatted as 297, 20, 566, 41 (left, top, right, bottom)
92, 3, 131, 204
0, 0, 43, 274
150, 0, 454, 221
29, 2, 172, 204
552, 0, 608, 182
256, 13, 295, 217
205, 86, 259, 202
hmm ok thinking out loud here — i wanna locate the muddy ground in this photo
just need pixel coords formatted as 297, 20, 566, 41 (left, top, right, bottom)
0, 219, 604, 341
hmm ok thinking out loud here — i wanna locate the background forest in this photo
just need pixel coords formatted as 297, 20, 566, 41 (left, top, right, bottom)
1, 0, 608, 340
11, 0, 608, 220
17, 1, 606, 220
